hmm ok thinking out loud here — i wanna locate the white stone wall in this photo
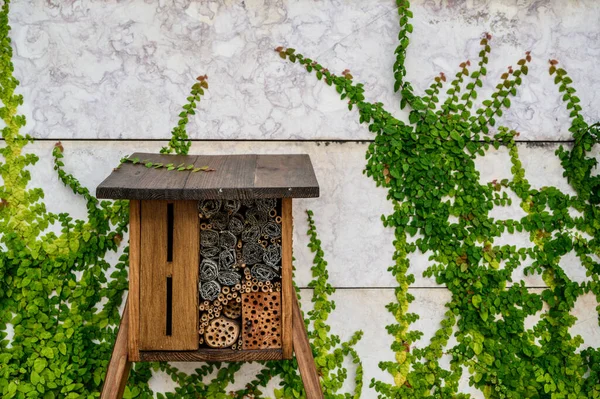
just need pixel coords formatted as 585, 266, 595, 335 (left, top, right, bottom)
8, 1, 600, 397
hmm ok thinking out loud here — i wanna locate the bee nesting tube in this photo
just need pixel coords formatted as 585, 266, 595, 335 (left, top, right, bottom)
222, 287, 230, 295
223, 300, 242, 319
275, 216, 282, 224
269, 209, 277, 218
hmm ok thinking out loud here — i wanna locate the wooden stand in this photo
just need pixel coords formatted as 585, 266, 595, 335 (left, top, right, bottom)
97, 153, 322, 398
101, 295, 324, 399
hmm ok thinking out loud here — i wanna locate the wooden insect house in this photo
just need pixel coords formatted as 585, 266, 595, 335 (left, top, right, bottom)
96, 153, 322, 398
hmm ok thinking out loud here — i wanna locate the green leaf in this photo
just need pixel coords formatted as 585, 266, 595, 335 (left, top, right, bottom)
33, 358, 47, 374
472, 341, 483, 355
41, 347, 54, 359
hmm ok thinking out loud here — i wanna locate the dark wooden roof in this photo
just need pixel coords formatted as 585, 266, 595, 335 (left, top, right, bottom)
96, 153, 319, 200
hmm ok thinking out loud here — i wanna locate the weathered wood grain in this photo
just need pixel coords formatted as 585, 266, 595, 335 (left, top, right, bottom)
172, 200, 200, 348
138, 349, 283, 362
139, 200, 167, 350
281, 198, 293, 359
255, 154, 319, 198
139, 200, 199, 351
134, 153, 197, 200
96, 153, 319, 200
128, 200, 141, 362
293, 295, 324, 399
183, 154, 257, 199
101, 299, 131, 399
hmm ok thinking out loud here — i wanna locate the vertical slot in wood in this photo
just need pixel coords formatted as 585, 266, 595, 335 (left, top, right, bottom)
166, 277, 173, 336
166, 203, 174, 262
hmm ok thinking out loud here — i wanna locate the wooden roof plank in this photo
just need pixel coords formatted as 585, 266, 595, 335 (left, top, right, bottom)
96, 153, 319, 200
182, 154, 257, 200
97, 153, 197, 200
254, 154, 319, 198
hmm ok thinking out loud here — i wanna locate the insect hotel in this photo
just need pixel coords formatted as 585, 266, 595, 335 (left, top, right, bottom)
96, 153, 323, 398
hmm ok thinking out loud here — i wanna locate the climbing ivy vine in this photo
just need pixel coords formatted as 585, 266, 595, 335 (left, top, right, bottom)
0, 0, 362, 397
277, 0, 600, 397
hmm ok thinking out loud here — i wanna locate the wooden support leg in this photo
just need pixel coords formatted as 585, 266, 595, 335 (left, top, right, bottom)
101, 298, 132, 399
292, 295, 324, 399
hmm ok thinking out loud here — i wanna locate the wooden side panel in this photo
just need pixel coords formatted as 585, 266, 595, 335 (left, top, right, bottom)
128, 200, 141, 361
172, 200, 200, 349
139, 200, 199, 351
281, 198, 293, 359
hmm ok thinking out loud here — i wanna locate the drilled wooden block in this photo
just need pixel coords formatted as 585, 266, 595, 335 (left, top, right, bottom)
242, 292, 282, 350
204, 317, 240, 349
223, 300, 242, 319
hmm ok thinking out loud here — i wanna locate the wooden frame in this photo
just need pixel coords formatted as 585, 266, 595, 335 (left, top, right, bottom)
127, 198, 294, 362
